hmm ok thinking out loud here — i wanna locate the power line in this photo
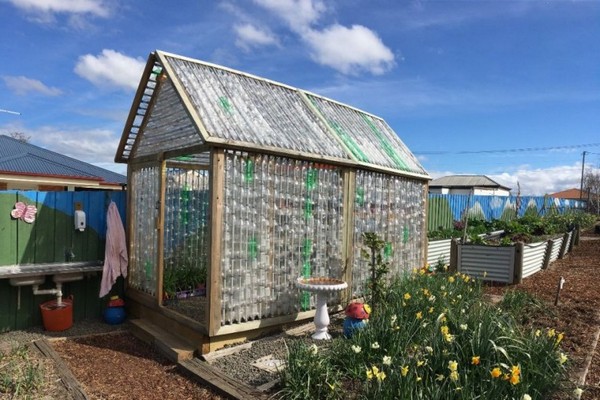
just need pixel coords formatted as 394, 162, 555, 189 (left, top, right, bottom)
414, 142, 600, 155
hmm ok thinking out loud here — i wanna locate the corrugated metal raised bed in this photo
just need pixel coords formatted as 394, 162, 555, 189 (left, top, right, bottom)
457, 245, 515, 284
549, 236, 564, 263
521, 241, 548, 279
427, 239, 452, 267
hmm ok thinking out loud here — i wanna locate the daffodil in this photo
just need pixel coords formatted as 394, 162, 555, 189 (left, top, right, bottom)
535, 329, 541, 337
417, 360, 425, 367
429, 295, 436, 303
404, 292, 411, 300
522, 395, 532, 400
556, 332, 564, 344
351, 345, 361, 353
435, 374, 444, 381
448, 276, 455, 283
460, 324, 468, 330
376, 371, 386, 382
511, 365, 521, 377
401, 365, 409, 376
440, 325, 449, 335
448, 360, 458, 371
416, 376, 422, 382
471, 356, 480, 365
429, 306, 435, 313
416, 311, 423, 320
547, 328, 556, 338
444, 334, 454, 343
309, 344, 318, 355
510, 374, 520, 385
574, 388, 583, 399
383, 356, 392, 365
366, 368, 373, 381
559, 352, 568, 364
450, 371, 459, 381
490, 367, 502, 378
425, 346, 434, 354
390, 314, 397, 327
371, 342, 380, 350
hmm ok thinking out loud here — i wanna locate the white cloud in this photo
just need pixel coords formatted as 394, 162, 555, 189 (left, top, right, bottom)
9, 0, 111, 17
304, 24, 395, 75
33, 126, 120, 166
234, 23, 280, 51
253, 0, 326, 31
74, 50, 145, 91
252, 0, 395, 75
2, 76, 62, 96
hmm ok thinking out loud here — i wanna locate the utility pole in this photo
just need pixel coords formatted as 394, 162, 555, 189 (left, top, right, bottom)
579, 151, 587, 200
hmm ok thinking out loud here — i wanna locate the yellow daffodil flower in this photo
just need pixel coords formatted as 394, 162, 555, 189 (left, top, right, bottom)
490, 367, 502, 378
401, 365, 409, 376
471, 356, 480, 365
448, 360, 458, 371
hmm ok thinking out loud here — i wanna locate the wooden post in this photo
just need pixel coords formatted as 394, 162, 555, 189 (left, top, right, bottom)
568, 229, 576, 252
125, 163, 134, 291
513, 242, 524, 284
449, 238, 458, 273
208, 149, 225, 336
156, 157, 167, 306
341, 169, 356, 305
558, 232, 569, 259
542, 240, 553, 270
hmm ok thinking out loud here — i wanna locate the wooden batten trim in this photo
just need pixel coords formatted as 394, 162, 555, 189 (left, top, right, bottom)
213, 305, 342, 336
129, 71, 165, 161
208, 149, 225, 336
129, 158, 162, 170
164, 161, 210, 171
116, 52, 159, 163
163, 145, 212, 160
156, 159, 167, 306
422, 181, 430, 266
342, 169, 356, 303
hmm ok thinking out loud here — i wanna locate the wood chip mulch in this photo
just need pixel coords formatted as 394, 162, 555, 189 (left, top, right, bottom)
51, 332, 225, 400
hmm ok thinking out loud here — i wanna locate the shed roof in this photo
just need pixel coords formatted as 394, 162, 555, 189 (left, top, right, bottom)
116, 51, 429, 180
429, 175, 511, 190
0, 135, 126, 186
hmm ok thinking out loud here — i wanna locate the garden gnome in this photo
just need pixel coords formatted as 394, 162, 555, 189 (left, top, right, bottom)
343, 302, 371, 338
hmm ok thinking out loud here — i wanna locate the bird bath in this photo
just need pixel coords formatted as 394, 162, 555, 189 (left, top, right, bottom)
296, 277, 348, 340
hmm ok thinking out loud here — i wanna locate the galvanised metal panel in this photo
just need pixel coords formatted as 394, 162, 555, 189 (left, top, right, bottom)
549, 236, 563, 263
306, 94, 427, 175
564, 231, 574, 255
427, 239, 452, 266
134, 79, 204, 158
458, 245, 515, 283
522, 241, 548, 278
166, 56, 350, 160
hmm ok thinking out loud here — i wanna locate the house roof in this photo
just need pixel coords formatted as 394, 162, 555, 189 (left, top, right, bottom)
0, 135, 126, 186
549, 188, 589, 200
116, 50, 429, 180
429, 175, 511, 191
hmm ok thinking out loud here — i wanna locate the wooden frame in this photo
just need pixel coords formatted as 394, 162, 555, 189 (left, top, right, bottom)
207, 149, 224, 336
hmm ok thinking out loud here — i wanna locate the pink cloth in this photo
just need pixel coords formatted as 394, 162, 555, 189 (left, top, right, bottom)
100, 201, 128, 298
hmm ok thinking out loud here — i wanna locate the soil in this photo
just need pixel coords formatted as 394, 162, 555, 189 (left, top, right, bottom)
5, 228, 599, 400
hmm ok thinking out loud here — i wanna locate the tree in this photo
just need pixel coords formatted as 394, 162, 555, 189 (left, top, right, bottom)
583, 169, 600, 214
8, 132, 31, 143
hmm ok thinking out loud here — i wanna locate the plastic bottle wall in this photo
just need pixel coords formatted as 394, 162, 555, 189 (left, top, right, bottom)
220, 150, 345, 325
352, 170, 426, 296
129, 166, 160, 295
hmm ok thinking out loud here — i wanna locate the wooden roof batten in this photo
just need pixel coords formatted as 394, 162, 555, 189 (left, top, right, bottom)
117, 50, 430, 181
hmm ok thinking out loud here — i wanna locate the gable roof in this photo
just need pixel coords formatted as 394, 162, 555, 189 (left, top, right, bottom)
0, 135, 126, 186
549, 188, 590, 199
429, 175, 511, 191
116, 50, 429, 180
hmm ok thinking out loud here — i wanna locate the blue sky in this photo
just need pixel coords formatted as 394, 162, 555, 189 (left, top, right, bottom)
1, 0, 599, 194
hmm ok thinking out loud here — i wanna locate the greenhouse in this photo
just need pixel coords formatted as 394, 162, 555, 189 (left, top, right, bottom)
115, 50, 430, 351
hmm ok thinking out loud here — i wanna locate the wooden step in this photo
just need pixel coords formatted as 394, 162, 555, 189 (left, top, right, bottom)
130, 319, 195, 362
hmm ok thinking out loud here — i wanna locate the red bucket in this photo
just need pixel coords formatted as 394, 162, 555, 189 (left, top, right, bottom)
40, 298, 73, 332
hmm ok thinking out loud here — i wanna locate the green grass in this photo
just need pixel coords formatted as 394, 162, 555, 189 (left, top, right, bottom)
0, 344, 46, 399
278, 271, 568, 400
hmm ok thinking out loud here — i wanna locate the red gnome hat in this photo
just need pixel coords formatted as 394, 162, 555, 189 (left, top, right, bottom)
345, 302, 370, 320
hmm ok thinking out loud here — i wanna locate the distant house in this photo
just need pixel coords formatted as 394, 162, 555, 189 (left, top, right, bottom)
0, 135, 126, 191
549, 188, 589, 201
429, 175, 511, 196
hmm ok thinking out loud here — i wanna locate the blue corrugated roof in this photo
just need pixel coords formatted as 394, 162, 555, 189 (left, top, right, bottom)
0, 135, 126, 185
